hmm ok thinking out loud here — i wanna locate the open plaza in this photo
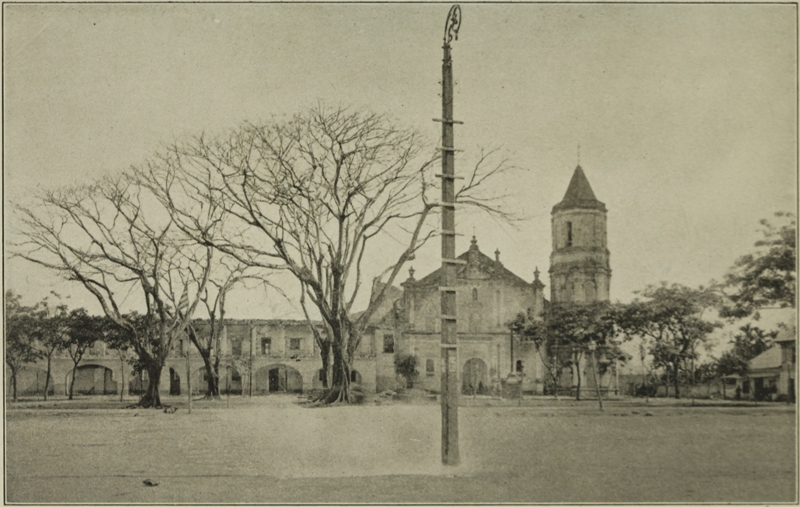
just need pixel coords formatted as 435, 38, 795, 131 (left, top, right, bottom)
5, 394, 796, 503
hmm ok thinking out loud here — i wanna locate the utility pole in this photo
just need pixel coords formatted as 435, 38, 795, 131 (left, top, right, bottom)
186, 351, 192, 414
437, 4, 462, 467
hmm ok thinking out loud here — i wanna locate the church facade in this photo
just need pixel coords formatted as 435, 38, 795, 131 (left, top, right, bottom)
380, 164, 612, 395
9, 166, 618, 398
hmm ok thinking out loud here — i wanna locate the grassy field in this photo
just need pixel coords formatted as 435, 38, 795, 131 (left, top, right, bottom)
5, 395, 796, 503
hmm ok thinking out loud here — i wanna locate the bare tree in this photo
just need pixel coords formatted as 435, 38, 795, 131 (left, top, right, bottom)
152, 105, 513, 404
13, 174, 212, 408
185, 259, 261, 398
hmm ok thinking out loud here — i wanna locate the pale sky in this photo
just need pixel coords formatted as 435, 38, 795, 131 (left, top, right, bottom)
4, 3, 797, 322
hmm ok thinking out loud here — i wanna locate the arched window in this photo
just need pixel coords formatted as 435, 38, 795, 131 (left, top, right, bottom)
426, 359, 435, 376
472, 288, 478, 301
516, 360, 524, 373
584, 281, 597, 302
565, 282, 574, 302
566, 221, 573, 247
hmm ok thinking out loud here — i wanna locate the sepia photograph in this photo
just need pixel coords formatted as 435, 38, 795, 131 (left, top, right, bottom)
3, 2, 797, 503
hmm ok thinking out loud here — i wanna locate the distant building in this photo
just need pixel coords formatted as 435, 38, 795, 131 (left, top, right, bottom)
9, 166, 624, 398
732, 326, 796, 402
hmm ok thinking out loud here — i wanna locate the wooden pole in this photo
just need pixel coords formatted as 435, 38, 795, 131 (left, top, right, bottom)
186, 354, 192, 414
590, 343, 603, 411
438, 4, 462, 467
120, 356, 124, 403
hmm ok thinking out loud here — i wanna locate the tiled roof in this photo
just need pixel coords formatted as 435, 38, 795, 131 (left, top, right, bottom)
552, 165, 606, 212
748, 346, 783, 372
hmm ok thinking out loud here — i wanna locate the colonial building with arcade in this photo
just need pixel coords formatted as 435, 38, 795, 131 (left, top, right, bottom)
10, 165, 619, 399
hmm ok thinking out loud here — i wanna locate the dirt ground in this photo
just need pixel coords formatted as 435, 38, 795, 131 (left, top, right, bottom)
5, 394, 796, 503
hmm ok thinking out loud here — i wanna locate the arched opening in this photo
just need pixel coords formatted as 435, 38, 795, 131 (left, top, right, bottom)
169, 367, 181, 396
472, 288, 478, 301
516, 360, 524, 373
350, 369, 362, 383
254, 364, 303, 394
129, 370, 148, 396
584, 281, 597, 302
67, 364, 117, 395
221, 366, 243, 395
462, 358, 488, 395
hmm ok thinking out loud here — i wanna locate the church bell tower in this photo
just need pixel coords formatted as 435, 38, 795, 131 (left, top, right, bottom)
549, 165, 611, 303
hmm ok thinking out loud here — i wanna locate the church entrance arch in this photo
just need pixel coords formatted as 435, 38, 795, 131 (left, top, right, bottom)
462, 358, 488, 395
67, 364, 117, 395
254, 364, 303, 394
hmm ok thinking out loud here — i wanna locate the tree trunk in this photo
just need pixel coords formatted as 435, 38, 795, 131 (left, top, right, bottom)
574, 355, 582, 401
11, 367, 18, 402
321, 345, 351, 404
69, 363, 78, 400
673, 360, 681, 399
201, 351, 220, 398
43, 355, 52, 401
319, 342, 331, 389
139, 363, 164, 408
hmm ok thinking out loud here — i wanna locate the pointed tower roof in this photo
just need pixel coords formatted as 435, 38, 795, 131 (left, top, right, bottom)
552, 165, 606, 212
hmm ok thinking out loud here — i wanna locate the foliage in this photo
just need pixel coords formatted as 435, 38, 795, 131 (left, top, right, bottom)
394, 353, 419, 388
617, 283, 722, 398
692, 361, 719, 384
36, 294, 71, 400
64, 308, 111, 399
4, 290, 45, 400
715, 323, 777, 377
511, 302, 618, 400
721, 212, 796, 319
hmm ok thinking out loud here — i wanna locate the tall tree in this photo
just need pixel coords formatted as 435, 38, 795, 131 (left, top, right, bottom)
508, 313, 570, 398
4, 290, 45, 401
185, 260, 260, 398
510, 302, 618, 401
721, 212, 796, 319
37, 295, 71, 400
65, 309, 108, 399
150, 106, 512, 404
618, 283, 722, 399
13, 174, 211, 408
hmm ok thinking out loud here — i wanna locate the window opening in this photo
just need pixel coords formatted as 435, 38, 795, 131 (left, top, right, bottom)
567, 221, 573, 247
383, 334, 394, 353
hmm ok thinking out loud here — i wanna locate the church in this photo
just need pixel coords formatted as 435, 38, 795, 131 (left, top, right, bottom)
373, 163, 614, 395
9, 165, 618, 399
